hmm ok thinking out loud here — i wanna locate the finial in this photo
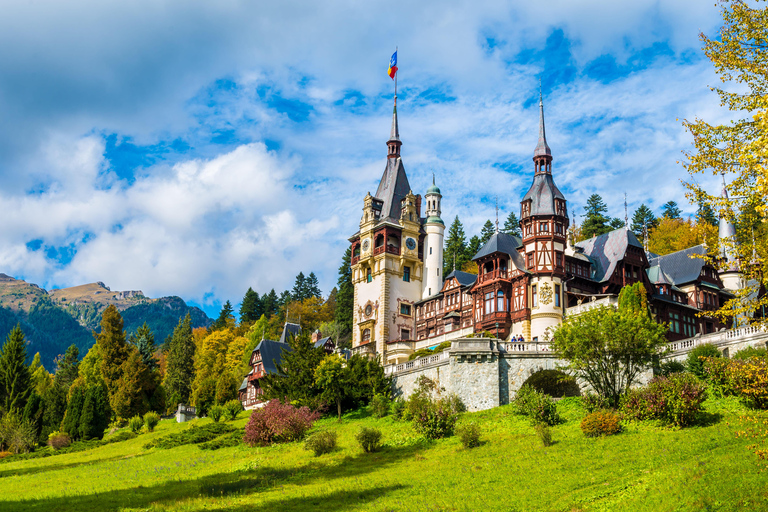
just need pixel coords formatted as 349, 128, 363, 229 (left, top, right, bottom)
624, 193, 628, 229
643, 221, 649, 254
432, 172, 435, 185
534, 88, 552, 161
495, 196, 500, 234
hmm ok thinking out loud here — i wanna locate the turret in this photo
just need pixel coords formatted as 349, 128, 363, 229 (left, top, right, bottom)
718, 174, 743, 291
423, 175, 445, 298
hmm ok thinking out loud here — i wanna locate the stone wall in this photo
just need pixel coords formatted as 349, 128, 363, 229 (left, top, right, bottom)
391, 361, 450, 398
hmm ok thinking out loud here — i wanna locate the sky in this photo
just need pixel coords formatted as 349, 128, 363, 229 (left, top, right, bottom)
0, 0, 735, 318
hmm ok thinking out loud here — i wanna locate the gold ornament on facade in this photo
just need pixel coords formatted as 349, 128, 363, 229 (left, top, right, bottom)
540, 282, 553, 305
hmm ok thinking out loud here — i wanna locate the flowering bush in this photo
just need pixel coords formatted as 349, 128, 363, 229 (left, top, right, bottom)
243, 400, 321, 446
580, 410, 622, 437
621, 373, 707, 427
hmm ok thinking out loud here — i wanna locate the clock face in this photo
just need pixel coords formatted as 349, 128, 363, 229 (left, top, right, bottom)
406, 237, 417, 250
362, 239, 370, 251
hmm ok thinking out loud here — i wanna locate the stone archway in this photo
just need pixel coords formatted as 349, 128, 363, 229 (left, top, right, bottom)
520, 369, 580, 398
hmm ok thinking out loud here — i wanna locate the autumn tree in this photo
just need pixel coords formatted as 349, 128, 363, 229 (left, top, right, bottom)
581, 194, 611, 239
503, 211, 521, 237
163, 314, 196, 409
648, 217, 716, 256
682, 0, 768, 327
0, 325, 31, 413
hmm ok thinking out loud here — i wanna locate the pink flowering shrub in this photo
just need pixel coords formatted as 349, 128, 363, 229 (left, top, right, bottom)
621, 373, 706, 427
243, 400, 321, 446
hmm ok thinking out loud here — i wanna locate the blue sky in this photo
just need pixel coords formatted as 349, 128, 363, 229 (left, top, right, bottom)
0, 0, 733, 318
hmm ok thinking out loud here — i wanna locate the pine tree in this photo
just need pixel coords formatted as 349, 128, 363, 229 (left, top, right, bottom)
112, 348, 156, 420
581, 194, 611, 239
262, 289, 279, 318
503, 211, 521, 237
444, 216, 468, 277
661, 201, 682, 219
129, 323, 157, 371
41, 382, 67, 442
79, 382, 111, 440
609, 217, 625, 230
60, 381, 85, 438
696, 199, 718, 226
630, 204, 657, 238
163, 314, 196, 409
239, 288, 262, 325
212, 301, 234, 331
466, 235, 481, 263
335, 247, 353, 335
0, 325, 31, 413
479, 220, 495, 245
305, 272, 322, 298
260, 332, 325, 408
278, 290, 293, 310
292, 272, 307, 301
97, 305, 129, 399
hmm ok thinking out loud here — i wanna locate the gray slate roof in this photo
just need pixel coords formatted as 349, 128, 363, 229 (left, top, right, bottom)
314, 336, 334, 349
252, 338, 292, 374
575, 228, 643, 283
445, 270, 477, 287
520, 173, 566, 216
374, 157, 411, 222
472, 232, 526, 270
279, 322, 301, 344
648, 245, 708, 286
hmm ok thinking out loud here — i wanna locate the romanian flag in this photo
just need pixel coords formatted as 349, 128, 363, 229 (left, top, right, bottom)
388, 50, 398, 80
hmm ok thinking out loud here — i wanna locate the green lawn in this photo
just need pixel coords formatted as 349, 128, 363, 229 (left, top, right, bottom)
0, 397, 766, 511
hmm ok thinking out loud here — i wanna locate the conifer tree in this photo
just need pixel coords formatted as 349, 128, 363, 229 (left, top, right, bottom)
262, 289, 279, 318
444, 216, 468, 277
581, 194, 611, 239
630, 204, 657, 238
479, 220, 495, 245
503, 211, 521, 237
609, 217, 625, 230
213, 301, 235, 331
292, 272, 307, 301
129, 323, 157, 371
260, 332, 325, 408
335, 247, 353, 335
696, 199, 718, 226
0, 325, 31, 413
78, 382, 111, 440
163, 314, 196, 409
661, 200, 682, 219
97, 305, 129, 398
60, 381, 85, 438
466, 235, 481, 264
239, 288, 262, 324
112, 349, 156, 420
306, 272, 322, 299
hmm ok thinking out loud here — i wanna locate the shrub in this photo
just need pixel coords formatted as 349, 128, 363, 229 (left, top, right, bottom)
143, 412, 160, 432
0, 451, 11, 459
621, 373, 707, 427
198, 431, 243, 450
224, 400, 243, 421
243, 400, 321, 447
0, 414, 37, 454
145, 423, 234, 449
655, 360, 686, 377
47, 432, 71, 451
209, 405, 224, 423
719, 357, 768, 409
128, 416, 144, 434
390, 398, 406, 420
304, 430, 337, 456
687, 343, 721, 378
513, 385, 560, 426
535, 423, 554, 446
455, 422, 481, 448
408, 348, 434, 361
733, 346, 768, 360
580, 410, 622, 437
355, 427, 382, 453
413, 399, 460, 440
370, 393, 391, 418
522, 370, 580, 397
581, 392, 613, 413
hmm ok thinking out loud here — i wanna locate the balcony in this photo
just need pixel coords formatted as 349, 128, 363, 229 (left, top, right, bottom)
373, 245, 401, 256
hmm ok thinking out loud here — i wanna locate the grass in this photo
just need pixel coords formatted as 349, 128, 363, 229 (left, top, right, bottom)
0, 397, 766, 511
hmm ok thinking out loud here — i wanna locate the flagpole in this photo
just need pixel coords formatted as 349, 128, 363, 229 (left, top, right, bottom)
395, 46, 398, 102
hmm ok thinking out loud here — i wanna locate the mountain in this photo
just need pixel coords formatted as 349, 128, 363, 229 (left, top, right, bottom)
0, 274, 211, 370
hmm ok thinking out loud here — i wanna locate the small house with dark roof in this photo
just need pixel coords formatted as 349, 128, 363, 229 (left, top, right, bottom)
239, 337, 292, 409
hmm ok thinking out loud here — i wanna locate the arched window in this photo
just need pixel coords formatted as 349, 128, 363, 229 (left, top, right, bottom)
362, 329, 371, 343
497, 290, 505, 312
353, 246, 360, 258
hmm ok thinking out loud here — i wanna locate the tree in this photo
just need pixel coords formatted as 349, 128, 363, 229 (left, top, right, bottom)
479, 220, 495, 245
696, 199, 718, 226
260, 332, 325, 409
212, 301, 235, 331
239, 288, 262, 325
630, 204, 657, 239
315, 355, 348, 419
0, 325, 31, 413
335, 247, 354, 337
444, 216, 468, 277
60, 380, 86, 438
305, 272, 322, 299
129, 323, 157, 371
661, 201, 682, 220
163, 314, 196, 409
112, 348, 161, 420
97, 305, 129, 398
292, 272, 307, 301
54, 344, 80, 390
262, 289, 279, 318
551, 298, 667, 407
503, 211, 521, 237
78, 382, 111, 440
581, 194, 611, 239
682, 0, 768, 328
648, 217, 716, 256
609, 217, 625, 230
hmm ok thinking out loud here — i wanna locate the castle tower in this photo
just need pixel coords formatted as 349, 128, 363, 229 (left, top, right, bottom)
422, 175, 445, 298
519, 93, 569, 342
349, 97, 424, 358
718, 174, 743, 291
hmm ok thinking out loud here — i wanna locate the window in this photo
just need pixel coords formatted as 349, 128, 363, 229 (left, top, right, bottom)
527, 253, 534, 268
485, 292, 494, 315
429, 247, 432, 255
362, 329, 371, 343
670, 312, 680, 334
403, 266, 410, 282
555, 284, 560, 307
400, 328, 411, 340
532, 285, 538, 307
555, 253, 562, 268
497, 290, 505, 312
400, 304, 412, 316
353, 246, 360, 258
366, 268, 372, 283
539, 222, 548, 232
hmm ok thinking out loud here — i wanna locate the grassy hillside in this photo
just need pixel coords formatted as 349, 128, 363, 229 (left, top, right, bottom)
0, 397, 765, 511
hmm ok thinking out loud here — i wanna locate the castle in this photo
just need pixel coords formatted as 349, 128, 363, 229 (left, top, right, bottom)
348, 94, 746, 365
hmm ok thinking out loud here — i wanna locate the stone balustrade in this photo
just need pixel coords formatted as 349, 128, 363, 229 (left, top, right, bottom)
565, 296, 619, 317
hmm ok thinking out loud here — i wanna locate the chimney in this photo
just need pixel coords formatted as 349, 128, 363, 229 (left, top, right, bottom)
311, 329, 322, 344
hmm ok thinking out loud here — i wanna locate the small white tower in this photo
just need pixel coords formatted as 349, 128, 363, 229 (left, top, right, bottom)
422, 175, 445, 299
718, 174, 743, 291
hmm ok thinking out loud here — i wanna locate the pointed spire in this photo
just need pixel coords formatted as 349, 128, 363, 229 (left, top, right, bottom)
718, 173, 738, 267
389, 96, 400, 142
533, 90, 552, 159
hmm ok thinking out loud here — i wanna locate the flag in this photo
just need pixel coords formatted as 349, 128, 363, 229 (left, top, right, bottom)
388, 50, 398, 80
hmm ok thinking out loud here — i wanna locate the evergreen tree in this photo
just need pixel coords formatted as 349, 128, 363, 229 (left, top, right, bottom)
239, 288, 262, 325
163, 314, 196, 409
696, 199, 718, 226
662, 200, 682, 219
60, 381, 85, 438
292, 272, 307, 301
503, 211, 521, 237
262, 289, 279, 318
0, 325, 31, 413
278, 290, 293, 309
305, 272, 322, 299
260, 332, 325, 408
466, 236, 481, 263
97, 305, 129, 398
79, 382, 111, 440
479, 220, 495, 245
22, 392, 45, 442
41, 382, 67, 442
630, 204, 658, 238
581, 194, 611, 239
129, 323, 157, 371
112, 349, 157, 420
212, 301, 234, 331
314, 355, 349, 419
609, 217, 625, 230
335, 247, 354, 335
444, 216, 468, 277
